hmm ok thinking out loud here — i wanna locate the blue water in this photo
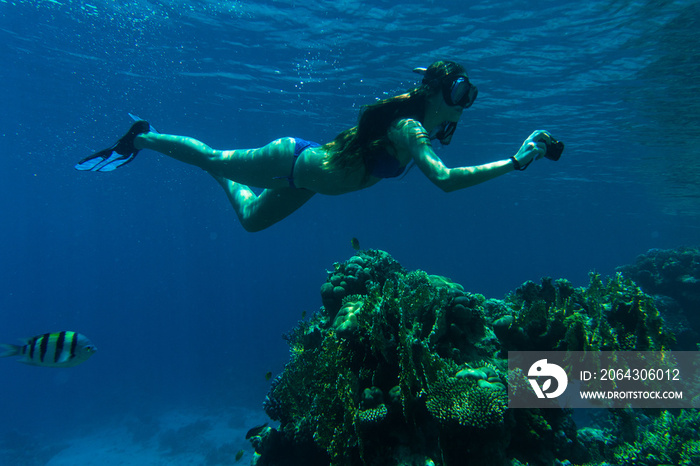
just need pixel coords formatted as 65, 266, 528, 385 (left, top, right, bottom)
1, 0, 699, 463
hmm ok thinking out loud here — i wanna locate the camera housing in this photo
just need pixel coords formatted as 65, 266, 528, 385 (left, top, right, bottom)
544, 138, 564, 161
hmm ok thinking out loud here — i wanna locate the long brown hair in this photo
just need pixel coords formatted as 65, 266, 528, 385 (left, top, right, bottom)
322, 60, 466, 175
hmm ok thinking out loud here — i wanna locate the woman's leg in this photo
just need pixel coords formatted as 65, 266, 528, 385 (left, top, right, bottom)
135, 133, 298, 189
136, 133, 317, 231
212, 176, 315, 232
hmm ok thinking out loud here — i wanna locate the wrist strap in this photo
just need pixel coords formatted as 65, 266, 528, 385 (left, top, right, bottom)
511, 156, 531, 171
511, 156, 522, 170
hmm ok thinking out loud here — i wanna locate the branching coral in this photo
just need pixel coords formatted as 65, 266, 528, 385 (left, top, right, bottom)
609, 409, 700, 466
617, 246, 700, 349
493, 272, 675, 353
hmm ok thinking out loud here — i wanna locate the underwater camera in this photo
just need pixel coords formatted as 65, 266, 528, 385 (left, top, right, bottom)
544, 137, 564, 161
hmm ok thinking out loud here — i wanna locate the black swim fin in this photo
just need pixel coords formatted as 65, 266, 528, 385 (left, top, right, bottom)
75, 120, 151, 172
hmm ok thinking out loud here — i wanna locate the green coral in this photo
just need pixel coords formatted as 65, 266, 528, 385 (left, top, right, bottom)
332, 296, 364, 337
252, 248, 692, 466
320, 250, 404, 319
566, 408, 700, 466
356, 404, 388, 426
608, 409, 700, 466
428, 274, 465, 294
426, 369, 507, 429
617, 247, 700, 350
493, 272, 675, 353
259, 251, 510, 465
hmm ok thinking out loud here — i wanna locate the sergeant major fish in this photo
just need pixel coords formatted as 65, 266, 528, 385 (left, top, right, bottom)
0, 331, 96, 367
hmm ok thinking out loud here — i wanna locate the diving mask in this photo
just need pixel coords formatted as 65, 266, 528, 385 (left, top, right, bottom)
444, 75, 478, 108
413, 66, 478, 108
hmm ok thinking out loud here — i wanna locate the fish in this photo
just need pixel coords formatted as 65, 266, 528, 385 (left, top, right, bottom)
265, 371, 272, 381
0, 332, 96, 368
235, 449, 244, 461
351, 237, 360, 250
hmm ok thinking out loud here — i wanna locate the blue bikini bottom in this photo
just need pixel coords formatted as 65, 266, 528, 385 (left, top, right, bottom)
277, 138, 320, 189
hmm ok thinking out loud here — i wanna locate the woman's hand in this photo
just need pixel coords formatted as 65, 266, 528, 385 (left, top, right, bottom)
513, 130, 553, 169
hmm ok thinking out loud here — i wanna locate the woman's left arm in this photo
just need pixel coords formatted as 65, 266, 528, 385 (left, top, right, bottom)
390, 120, 549, 192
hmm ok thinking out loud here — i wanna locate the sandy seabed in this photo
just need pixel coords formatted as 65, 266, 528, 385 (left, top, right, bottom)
4, 406, 267, 466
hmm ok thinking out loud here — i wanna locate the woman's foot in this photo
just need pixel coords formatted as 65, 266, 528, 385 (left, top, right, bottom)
75, 120, 151, 172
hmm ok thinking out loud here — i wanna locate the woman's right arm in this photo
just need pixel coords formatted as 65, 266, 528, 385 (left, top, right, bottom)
390, 120, 549, 192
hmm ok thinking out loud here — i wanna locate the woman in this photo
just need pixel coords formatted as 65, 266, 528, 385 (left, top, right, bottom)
76, 60, 555, 232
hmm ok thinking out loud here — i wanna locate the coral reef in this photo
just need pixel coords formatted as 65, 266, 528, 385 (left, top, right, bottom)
493, 273, 675, 352
248, 248, 699, 466
617, 246, 700, 348
574, 409, 700, 466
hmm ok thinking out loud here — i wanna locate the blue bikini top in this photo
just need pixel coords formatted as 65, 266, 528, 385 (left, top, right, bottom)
365, 120, 455, 179
365, 150, 406, 179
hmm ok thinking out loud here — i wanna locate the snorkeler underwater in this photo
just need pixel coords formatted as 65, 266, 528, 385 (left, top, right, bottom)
75, 61, 563, 232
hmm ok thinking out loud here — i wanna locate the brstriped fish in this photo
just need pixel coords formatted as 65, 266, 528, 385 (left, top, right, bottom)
0, 332, 96, 368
